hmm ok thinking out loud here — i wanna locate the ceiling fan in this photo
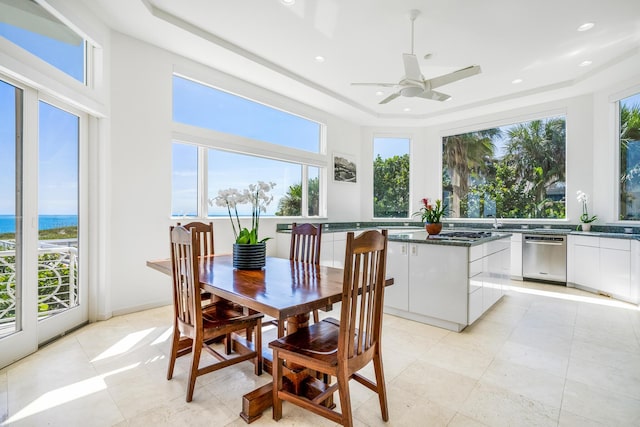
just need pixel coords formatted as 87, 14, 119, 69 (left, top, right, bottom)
351, 9, 481, 104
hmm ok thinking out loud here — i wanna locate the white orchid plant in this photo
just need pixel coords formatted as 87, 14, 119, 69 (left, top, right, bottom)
576, 190, 597, 224
210, 181, 276, 245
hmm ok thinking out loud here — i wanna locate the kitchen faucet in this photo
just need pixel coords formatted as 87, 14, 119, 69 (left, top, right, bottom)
488, 214, 503, 229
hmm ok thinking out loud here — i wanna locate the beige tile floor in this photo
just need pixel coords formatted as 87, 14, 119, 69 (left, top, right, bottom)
1, 281, 640, 426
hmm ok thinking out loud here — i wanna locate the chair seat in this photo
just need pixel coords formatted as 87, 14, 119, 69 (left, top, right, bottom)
269, 318, 341, 365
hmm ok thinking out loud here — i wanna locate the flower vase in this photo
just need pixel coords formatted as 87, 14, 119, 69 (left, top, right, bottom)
581, 223, 591, 232
232, 242, 266, 269
425, 222, 443, 235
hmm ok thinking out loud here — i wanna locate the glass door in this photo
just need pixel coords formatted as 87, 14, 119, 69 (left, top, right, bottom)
0, 80, 88, 368
0, 78, 37, 367
36, 99, 87, 344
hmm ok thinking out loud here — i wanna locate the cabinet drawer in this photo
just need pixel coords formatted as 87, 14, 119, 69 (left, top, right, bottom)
600, 238, 630, 251
572, 235, 599, 247
469, 259, 482, 278
470, 245, 483, 261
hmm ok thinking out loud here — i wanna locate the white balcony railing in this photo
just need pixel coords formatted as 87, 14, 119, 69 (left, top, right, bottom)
0, 243, 79, 328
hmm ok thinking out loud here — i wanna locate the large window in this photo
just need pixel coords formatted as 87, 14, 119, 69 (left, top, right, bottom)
619, 92, 640, 220
443, 116, 566, 219
172, 75, 325, 218
0, 0, 86, 83
173, 75, 321, 153
373, 137, 410, 218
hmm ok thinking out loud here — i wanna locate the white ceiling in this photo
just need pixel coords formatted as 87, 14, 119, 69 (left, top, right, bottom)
84, 0, 640, 126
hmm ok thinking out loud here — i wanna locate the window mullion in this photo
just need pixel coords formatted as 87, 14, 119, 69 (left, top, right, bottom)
199, 146, 208, 218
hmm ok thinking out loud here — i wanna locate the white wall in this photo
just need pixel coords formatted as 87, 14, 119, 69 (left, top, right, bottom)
107, 33, 640, 316
107, 32, 362, 315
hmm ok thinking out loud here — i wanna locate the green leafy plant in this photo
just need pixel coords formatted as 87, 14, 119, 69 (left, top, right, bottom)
413, 198, 447, 223
210, 181, 276, 244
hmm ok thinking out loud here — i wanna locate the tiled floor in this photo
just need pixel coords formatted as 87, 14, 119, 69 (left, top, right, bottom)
1, 281, 640, 426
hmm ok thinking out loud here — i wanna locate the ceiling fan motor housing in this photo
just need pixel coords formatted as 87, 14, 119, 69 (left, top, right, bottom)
400, 86, 424, 97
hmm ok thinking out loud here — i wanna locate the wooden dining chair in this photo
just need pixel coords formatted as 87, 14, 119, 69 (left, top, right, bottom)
289, 222, 323, 323
176, 221, 221, 306
167, 226, 263, 402
269, 229, 389, 427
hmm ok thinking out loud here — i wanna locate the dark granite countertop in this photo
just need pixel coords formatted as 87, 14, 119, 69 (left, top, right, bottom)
276, 222, 640, 241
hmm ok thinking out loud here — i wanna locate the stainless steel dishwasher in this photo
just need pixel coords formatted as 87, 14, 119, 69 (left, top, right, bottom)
522, 234, 567, 284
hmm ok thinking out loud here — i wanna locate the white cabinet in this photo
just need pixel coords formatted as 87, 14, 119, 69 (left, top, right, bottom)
510, 232, 523, 279
568, 235, 635, 303
570, 236, 600, 289
408, 244, 468, 325
600, 239, 631, 299
384, 242, 410, 311
384, 237, 510, 331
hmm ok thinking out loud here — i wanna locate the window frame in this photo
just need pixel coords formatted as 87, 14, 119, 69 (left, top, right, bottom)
440, 111, 568, 222
372, 135, 412, 219
171, 71, 328, 219
615, 88, 640, 223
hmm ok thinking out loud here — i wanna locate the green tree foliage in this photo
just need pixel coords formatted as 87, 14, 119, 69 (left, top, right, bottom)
443, 117, 566, 219
275, 177, 319, 216
373, 154, 410, 218
442, 130, 498, 217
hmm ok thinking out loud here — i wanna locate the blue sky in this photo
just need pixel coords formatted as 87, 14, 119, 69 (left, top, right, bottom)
0, 20, 82, 216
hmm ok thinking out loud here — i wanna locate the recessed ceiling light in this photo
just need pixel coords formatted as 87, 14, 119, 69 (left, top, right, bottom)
403, 107, 411, 112
314, 55, 325, 63
579, 60, 592, 67
577, 22, 595, 32
375, 91, 384, 96
280, 0, 295, 5
512, 78, 523, 84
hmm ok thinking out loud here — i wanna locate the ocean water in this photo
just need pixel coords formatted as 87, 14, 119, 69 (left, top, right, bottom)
0, 215, 78, 233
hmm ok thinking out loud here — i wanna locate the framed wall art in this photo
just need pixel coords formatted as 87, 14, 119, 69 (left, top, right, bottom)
333, 153, 357, 183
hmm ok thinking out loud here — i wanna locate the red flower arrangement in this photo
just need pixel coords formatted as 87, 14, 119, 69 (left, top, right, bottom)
413, 198, 447, 223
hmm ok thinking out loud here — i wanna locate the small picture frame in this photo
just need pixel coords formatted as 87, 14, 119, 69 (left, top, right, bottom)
333, 153, 357, 183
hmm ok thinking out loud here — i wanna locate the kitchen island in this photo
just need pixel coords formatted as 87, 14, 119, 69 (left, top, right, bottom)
385, 230, 511, 332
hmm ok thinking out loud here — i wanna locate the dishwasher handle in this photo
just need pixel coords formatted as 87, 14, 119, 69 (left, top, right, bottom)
524, 240, 564, 246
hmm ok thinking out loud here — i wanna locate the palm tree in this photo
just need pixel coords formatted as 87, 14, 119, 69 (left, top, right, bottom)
619, 103, 640, 219
503, 118, 566, 208
442, 129, 498, 217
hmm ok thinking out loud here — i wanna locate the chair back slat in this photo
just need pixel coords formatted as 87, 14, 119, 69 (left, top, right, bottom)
177, 221, 215, 256
170, 226, 202, 328
339, 230, 388, 360
289, 223, 322, 264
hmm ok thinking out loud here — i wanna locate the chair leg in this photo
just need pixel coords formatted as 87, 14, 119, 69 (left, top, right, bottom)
186, 341, 202, 402
373, 351, 389, 421
272, 350, 283, 421
312, 309, 319, 323
167, 325, 180, 380
254, 318, 263, 376
337, 369, 353, 427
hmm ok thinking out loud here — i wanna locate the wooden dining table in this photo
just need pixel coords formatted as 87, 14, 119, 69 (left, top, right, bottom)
147, 254, 392, 423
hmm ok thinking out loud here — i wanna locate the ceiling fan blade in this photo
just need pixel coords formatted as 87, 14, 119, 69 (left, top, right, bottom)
351, 82, 398, 87
417, 90, 451, 102
402, 53, 422, 82
428, 65, 481, 89
379, 92, 401, 104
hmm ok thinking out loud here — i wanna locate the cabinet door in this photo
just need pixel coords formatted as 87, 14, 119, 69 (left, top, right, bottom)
384, 242, 409, 311
510, 233, 522, 278
600, 247, 631, 298
573, 244, 600, 288
319, 232, 334, 267
409, 244, 468, 324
